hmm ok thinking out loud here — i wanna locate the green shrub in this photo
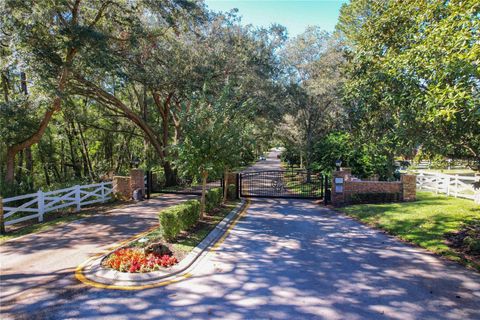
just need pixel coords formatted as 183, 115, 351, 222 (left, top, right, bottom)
206, 187, 223, 212
159, 199, 201, 241
227, 184, 237, 200
348, 192, 400, 204
178, 200, 200, 229
159, 209, 181, 241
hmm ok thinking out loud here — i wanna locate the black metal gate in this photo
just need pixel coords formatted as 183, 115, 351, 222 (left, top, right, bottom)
240, 170, 330, 202
145, 171, 223, 197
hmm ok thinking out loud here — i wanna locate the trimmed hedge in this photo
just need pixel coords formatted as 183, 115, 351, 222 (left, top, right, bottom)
348, 192, 400, 204
159, 199, 201, 241
205, 187, 223, 212
159, 188, 225, 241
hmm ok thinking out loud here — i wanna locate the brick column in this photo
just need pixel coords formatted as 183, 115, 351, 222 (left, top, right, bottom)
331, 168, 351, 206
130, 169, 145, 198
0, 197, 5, 234
113, 176, 131, 200
401, 174, 416, 202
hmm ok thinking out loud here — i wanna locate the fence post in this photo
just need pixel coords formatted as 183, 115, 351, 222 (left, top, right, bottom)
75, 185, 81, 212
0, 197, 5, 234
236, 173, 240, 199
101, 182, 106, 203
446, 175, 450, 196
474, 175, 480, 204
37, 189, 44, 222
454, 174, 459, 198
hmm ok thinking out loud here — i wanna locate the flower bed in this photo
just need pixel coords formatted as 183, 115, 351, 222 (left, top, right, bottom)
103, 247, 177, 273
101, 200, 239, 273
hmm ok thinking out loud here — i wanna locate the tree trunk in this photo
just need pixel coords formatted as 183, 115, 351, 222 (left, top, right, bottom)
1, 72, 9, 102
76, 119, 95, 181
200, 170, 208, 218
65, 122, 81, 179
4, 47, 76, 183
223, 167, 229, 203
16, 150, 24, 184
163, 161, 177, 187
5, 149, 15, 184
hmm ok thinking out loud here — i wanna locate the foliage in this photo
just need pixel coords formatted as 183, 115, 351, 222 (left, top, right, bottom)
0, 1, 284, 195
227, 184, 237, 200
278, 27, 346, 172
205, 188, 223, 212
347, 192, 400, 204
103, 247, 177, 273
159, 199, 201, 241
342, 191, 480, 271
312, 131, 396, 179
338, 0, 480, 168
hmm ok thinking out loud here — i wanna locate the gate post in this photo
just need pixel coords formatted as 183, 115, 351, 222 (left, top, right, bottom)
145, 171, 152, 200
324, 174, 330, 205
331, 168, 351, 206
0, 197, 5, 234
236, 173, 241, 199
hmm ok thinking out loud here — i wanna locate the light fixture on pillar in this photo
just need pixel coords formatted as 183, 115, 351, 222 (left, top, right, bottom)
130, 156, 141, 168
335, 159, 342, 171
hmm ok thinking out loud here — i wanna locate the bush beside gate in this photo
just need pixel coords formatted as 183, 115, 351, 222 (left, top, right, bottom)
159, 187, 225, 241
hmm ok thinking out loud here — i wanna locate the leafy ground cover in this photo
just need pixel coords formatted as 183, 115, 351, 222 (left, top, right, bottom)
103, 201, 239, 273
341, 191, 480, 271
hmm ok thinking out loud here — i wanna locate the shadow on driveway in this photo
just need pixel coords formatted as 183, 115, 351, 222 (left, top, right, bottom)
5, 198, 479, 320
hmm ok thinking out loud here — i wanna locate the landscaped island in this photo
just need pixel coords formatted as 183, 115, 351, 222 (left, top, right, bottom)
101, 188, 237, 273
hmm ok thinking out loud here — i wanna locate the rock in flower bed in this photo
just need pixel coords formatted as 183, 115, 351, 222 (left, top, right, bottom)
102, 246, 178, 273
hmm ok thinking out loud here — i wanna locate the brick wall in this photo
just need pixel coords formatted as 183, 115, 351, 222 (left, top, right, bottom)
113, 176, 131, 200
112, 169, 145, 200
331, 168, 416, 206
130, 169, 145, 197
401, 174, 416, 201
344, 181, 402, 194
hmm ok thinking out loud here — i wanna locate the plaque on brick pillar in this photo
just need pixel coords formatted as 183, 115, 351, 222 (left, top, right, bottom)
331, 168, 350, 206
130, 169, 145, 200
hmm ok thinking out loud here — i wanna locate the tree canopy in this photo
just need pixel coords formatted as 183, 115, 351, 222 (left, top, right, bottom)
1, 0, 478, 196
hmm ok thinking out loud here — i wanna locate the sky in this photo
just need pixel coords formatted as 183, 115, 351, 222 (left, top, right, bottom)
204, 0, 349, 38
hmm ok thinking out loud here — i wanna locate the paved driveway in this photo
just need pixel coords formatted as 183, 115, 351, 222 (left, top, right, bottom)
2, 151, 480, 319
3, 198, 479, 319
0, 194, 196, 315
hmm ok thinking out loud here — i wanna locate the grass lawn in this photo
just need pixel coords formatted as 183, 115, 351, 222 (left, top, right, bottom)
341, 191, 480, 271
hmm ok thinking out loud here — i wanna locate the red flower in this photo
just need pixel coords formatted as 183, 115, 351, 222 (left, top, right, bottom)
103, 247, 178, 273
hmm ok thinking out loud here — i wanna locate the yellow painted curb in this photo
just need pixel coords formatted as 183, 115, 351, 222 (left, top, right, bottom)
75, 199, 251, 290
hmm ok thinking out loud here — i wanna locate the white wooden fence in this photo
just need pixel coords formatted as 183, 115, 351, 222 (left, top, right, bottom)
416, 173, 480, 204
1, 182, 113, 227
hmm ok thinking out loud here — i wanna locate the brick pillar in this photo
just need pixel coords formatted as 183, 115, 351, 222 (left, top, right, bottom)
331, 168, 351, 206
226, 172, 239, 200
130, 169, 145, 198
401, 174, 416, 202
113, 176, 131, 200
0, 197, 5, 234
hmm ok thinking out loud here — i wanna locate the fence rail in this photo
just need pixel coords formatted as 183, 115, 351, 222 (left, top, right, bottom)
1, 182, 113, 229
416, 173, 480, 204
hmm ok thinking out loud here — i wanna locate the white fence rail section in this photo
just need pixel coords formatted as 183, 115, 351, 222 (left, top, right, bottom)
416, 173, 480, 204
2, 182, 113, 227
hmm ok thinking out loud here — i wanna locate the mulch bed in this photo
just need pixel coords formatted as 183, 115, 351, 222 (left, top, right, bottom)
445, 220, 480, 266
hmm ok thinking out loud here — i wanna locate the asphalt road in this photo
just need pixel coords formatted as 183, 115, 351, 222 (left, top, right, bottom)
1, 151, 480, 319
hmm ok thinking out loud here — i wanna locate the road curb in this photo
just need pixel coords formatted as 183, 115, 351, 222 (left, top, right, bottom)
75, 199, 250, 290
